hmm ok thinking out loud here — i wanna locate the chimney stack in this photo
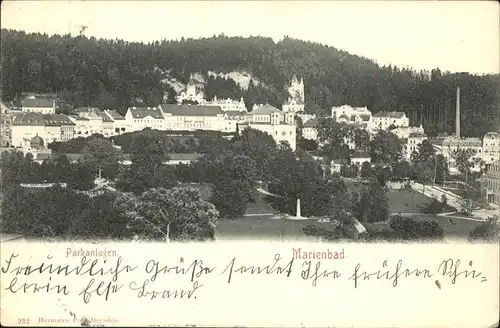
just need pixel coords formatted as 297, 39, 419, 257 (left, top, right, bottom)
455, 87, 460, 138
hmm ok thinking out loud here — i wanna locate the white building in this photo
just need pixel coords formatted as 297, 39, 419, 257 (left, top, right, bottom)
296, 111, 316, 125
302, 117, 319, 140
104, 110, 130, 136
351, 151, 371, 167
159, 104, 228, 132
282, 74, 305, 113
441, 137, 484, 173
331, 105, 371, 130
69, 116, 91, 137
238, 104, 296, 150
301, 117, 358, 150
125, 107, 165, 132
11, 113, 75, 148
21, 96, 56, 114
99, 112, 114, 137
177, 74, 205, 104
205, 95, 246, 112
405, 132, 428, 159
371, 111, 409, 130
482, 132, 500, 164
73, 107, 105, 135
223, 110, 247, 132
390, 125, 425, 139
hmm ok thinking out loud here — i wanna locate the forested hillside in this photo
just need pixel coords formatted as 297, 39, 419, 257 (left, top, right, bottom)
1, 29, 498, 137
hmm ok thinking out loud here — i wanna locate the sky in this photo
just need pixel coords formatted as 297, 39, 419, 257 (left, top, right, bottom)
1, 1, 499, 74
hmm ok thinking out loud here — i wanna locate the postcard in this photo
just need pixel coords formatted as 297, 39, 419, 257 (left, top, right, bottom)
0, 0, 499, 327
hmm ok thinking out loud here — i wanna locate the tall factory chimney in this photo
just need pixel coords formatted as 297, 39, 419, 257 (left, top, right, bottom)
455, 87, 460, 138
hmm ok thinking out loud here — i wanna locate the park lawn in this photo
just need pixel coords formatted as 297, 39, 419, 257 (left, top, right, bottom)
216, 216, 335, 240
364, 214, 482, 239
181, 183, 339, 240
386, 190, 437, 213
343, 180, 440, 213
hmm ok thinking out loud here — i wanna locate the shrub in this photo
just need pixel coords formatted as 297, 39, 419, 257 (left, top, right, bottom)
469, 217, 500, 242
389, 216, 444, 241
303, 224, 341, 240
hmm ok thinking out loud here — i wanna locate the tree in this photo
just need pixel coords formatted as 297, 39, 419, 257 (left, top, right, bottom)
340, 164, 350, 177
354, 128, 370, 152
356, 181, 389, 223
297, 138, 318, 151
67, 163, 95, 190
468, 216, 500, 242
389, 216, 444, 240
434, 154, 449, 184
209, 154, 258, 218
116, 134, 176, 194
414, 160, 435, 185
452, 148, 475, 178
0, 150, 42, 187
369, 130, 403, 164
415, 140, 435, 163
0, 186, 128, 240
373, 165, 392, 186
452, 149, 478, 214
295, 115, 303, 141
349, 164, 359, 178
232, 128, 278, 180
82, 138, 121, 179
114, 187, 218, 242
391, 161, 413, 181
360, 162, 373, 179
267, 148, 350, 219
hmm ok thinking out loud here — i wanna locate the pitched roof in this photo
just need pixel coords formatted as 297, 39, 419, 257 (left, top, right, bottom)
43, 114, 75, 126
98, 112, 113, 122
360, 114, 371, 121
104, 110, 125, 120
22, 97, 55, 108
75, 107, 100, 113
249, 104, 281, 115
69, 115, 89, 121
1, 102, 10, 113
303, 117, 319, 128
443, 137, 482, 147
160, 104, 224, 117
224, 110, 246, 117
338, 114, 349, 120
128, 107, 164, 119
12, 113, 45, 126
373, 111, 406, 118
428, 138, 444, 146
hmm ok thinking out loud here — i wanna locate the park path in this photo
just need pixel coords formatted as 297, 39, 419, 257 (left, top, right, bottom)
256, 187, 283, 198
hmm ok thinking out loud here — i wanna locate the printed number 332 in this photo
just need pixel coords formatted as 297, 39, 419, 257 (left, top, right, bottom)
18, 318, 30, 325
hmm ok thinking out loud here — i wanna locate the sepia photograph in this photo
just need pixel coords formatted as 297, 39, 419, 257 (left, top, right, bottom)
0, 1, 499, 327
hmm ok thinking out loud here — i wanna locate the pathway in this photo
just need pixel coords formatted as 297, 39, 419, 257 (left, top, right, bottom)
256, 187, 283, 198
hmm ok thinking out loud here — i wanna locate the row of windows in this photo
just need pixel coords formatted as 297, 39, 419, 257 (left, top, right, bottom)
484, 179, 500, 191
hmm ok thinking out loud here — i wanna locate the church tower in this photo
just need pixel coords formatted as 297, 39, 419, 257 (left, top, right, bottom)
283, 73, 305, 112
